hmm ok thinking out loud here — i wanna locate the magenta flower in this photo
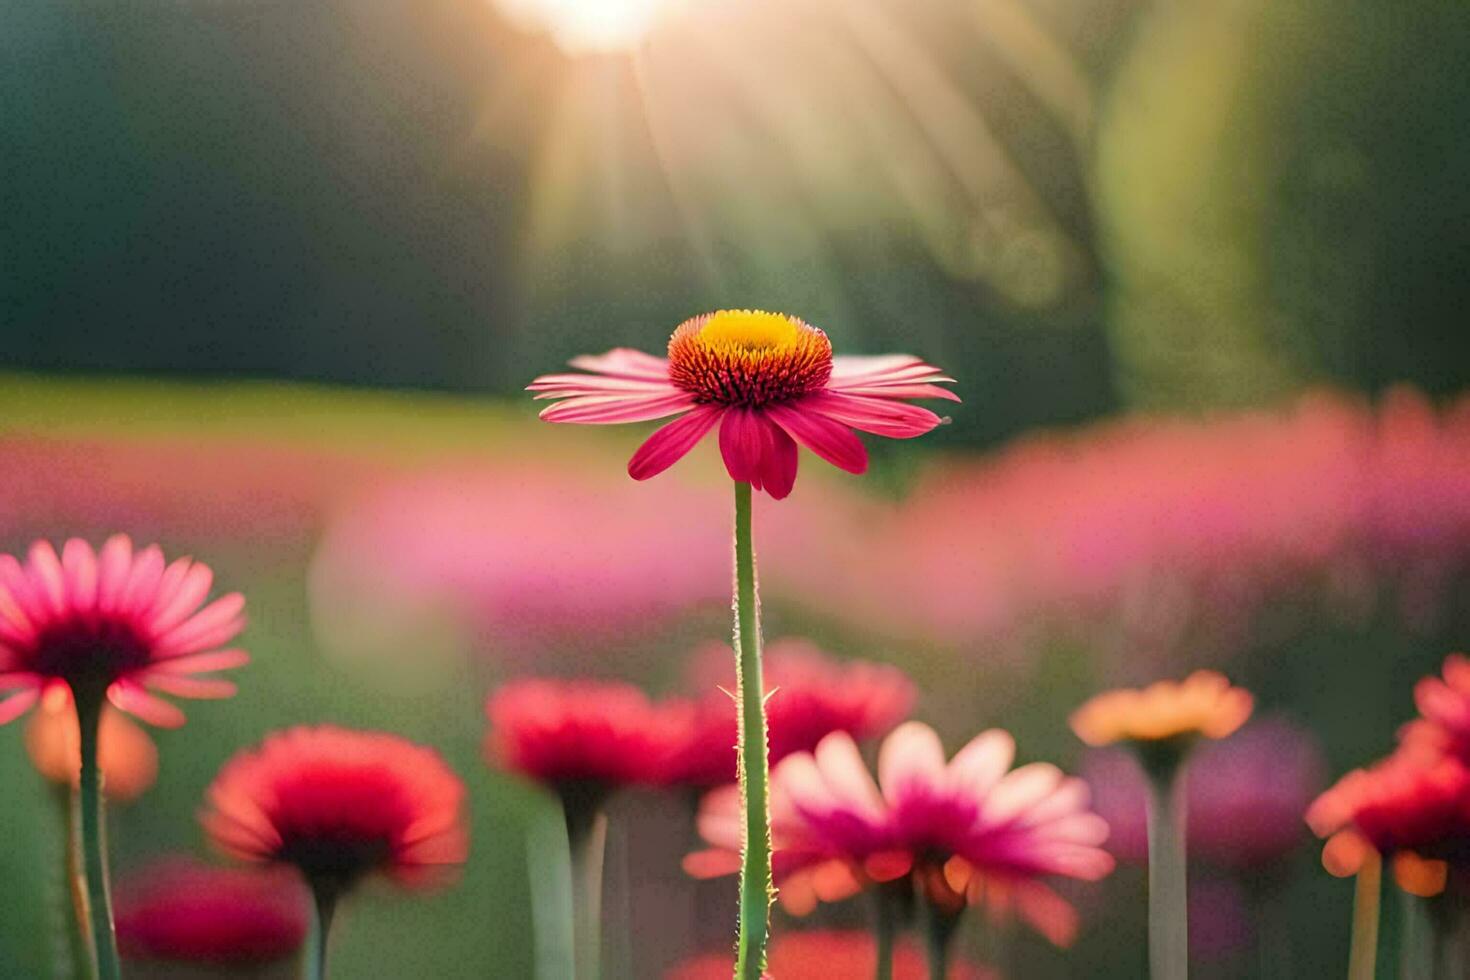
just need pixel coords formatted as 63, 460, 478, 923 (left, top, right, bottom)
528, 310, 957, 498
115, 860, 309, 966
688, 721, 1114, 945
0, 536, 247, 727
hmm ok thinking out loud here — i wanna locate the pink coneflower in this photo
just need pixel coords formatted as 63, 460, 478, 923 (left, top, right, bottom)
688, 722, 1113, 969
202, 726, 469, 977
529, 310, 957, 499
487, 678, 695, 798
487, 677, 698, 980
665, 929, 996, 980
1083, 718, 1325, 871
0, 536, 246, 980
115, 860, 309, 966
0, 535, 247, 728
670, 639, 916, 786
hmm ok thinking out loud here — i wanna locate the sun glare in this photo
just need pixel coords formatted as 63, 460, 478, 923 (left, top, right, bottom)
494, 0, 686, 54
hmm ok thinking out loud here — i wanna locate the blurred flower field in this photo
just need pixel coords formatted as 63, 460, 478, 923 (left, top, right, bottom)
1, 372, 1468, 977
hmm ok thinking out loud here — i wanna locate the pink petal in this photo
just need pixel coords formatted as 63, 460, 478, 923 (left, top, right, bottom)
0, 686, 39, 725
1015, 881, 1080, 947
718, 408, 772, 484
758, 425, 799, 499
153, 593, 246, 657
627, 406, 724, 481
812, 733, 885, 815
27, 541, 66, 615
150, 649, 250, 675
877, 721, 947, 804
981, 764, 1064, 825
766, 403, 868, 475
108, 683, 187, 728
61, 539, 99, 615
566, 348, 671, 380
829, 355, 925, 380
947, 729, 1016, 798
144, 674, 238, 699
96, 535, 135, 612
831, 383, 961, 402
119, 545, 165, 615
147, 562, 213, 636
805, 391, 944, 438
528, 374, 678, 396
539, 391, 694, 425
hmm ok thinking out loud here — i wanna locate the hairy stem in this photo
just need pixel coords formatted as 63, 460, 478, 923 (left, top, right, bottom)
1347, 850, 1380, 980
732, 481, 771, 979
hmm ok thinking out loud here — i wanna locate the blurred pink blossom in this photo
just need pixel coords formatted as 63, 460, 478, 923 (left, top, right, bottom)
790, 389, 1470, 664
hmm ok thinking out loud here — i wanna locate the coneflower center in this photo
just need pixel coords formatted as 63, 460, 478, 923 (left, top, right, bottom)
667, 310, 833, 407
32, 618, 151, 686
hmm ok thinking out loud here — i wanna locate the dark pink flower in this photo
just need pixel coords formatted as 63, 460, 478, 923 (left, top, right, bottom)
529, 310, 957, 499
115, 860, 308, 965
0, 536, 247, 727
1083, 718, 1325, 869
203, 726, 469, 892
687, 722, 1113, 945
487, 678, 695, 790
670, 639, 916, 785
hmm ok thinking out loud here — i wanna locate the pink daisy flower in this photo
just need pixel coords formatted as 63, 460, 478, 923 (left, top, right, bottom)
666, 929, 996, 980
686, 721, 1114, 945
0, 535, 247, 727
528, 310, 958, 499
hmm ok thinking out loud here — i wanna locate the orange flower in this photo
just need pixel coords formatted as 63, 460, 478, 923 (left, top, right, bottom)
23, 684, 157, 802
1069, 670, 1254, 748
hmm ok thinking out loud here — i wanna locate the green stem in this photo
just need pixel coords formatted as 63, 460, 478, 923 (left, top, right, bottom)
528, 809, 576, 980
1430, 890, 1468, 980
732, 481, 772, 980
74, 690, 119, 980
920, 897, 960, 980
567, 808, 608, 980
1145, 767, 1188, 980
1401, 888, 1431, 980
307, 884, 338, 980
1347, 850, 1380, 980
873, 888, 897, 980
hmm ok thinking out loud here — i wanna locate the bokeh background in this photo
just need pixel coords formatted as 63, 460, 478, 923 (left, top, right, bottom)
3, 0, 1470, 976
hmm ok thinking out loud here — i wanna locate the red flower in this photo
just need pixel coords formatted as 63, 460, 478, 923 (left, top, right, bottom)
1306, 747, 1470, 860
0, 536, 247, 727
115, 860, 308, 965
487, 678, 694, 792
670, 640, 916, 786
529, 310, 957, 499
202, 726, 469, 892
665, 929, 996, 980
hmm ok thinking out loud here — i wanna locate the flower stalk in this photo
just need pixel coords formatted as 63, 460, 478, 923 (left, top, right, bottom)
74, 685, 120, 980
732, 480, 772, 979
1145, 762, 1188, 980
567, 806, 609, 980
306, 883, 339, 980
1347, 849, 1381, 980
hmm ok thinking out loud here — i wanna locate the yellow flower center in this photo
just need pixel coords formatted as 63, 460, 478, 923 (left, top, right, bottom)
667, 310, 833, 406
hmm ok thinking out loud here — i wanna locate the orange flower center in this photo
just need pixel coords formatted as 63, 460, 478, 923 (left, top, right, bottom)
667, 310, 833, 407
